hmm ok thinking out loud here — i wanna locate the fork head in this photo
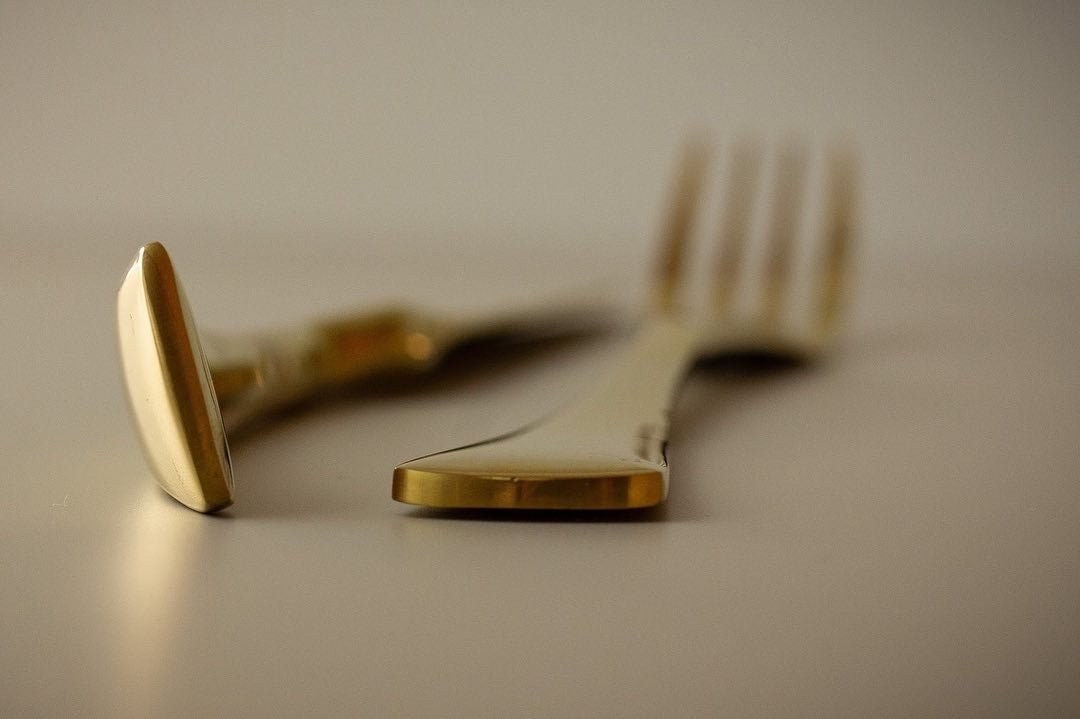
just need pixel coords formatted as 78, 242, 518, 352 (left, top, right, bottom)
654, 138, 857, 361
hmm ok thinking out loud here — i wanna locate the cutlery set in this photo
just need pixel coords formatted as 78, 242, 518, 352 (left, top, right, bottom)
117, 140, 857, 514
117, 243, 611, 512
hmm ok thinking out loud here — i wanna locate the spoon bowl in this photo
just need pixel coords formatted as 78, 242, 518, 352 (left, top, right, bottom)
117, 243, 234, 511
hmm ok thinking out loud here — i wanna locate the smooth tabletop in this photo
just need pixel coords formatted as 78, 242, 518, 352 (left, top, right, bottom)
2, 3, 1079, 717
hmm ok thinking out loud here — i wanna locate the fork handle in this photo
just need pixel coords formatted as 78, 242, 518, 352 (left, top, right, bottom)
392, 315, 701, 509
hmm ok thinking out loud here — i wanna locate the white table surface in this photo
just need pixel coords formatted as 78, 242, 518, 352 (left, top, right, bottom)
2, 3, 1078, 717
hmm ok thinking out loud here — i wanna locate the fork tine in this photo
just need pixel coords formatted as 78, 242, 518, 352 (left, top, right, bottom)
816, 144, 858, 342
760, 141, 808, 328
712, 138, 761, 315
653, 140, 709, 313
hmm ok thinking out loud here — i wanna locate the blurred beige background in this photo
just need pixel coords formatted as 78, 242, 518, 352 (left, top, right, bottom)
2, 2, 1078, 717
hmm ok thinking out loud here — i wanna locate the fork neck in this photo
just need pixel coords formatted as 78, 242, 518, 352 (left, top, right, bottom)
537, 315, 700, 461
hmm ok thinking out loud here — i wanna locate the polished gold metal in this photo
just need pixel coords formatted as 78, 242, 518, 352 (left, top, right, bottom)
393, 141, 858, 510
653, 140, 710, 313
117, 242, 611, 513
712, 139, 761, 316
118, 244, 233, 512
761, 143, 808, 328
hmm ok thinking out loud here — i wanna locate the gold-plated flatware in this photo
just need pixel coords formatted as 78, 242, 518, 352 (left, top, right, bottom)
393, 140, 858, 509
117, 242, 611, 513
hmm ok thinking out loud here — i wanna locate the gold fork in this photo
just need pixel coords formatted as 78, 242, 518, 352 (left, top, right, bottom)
392, 139, 857, 509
